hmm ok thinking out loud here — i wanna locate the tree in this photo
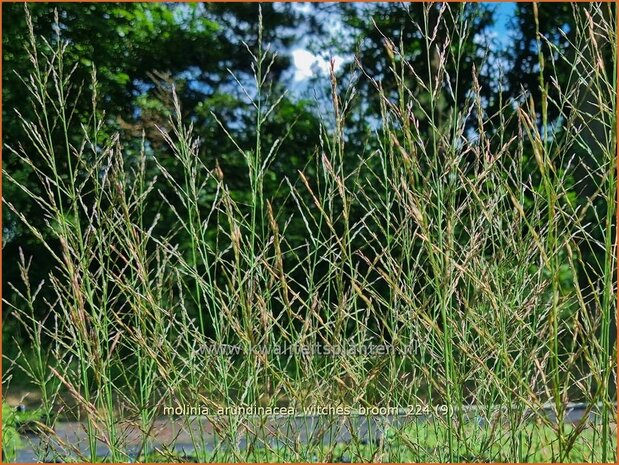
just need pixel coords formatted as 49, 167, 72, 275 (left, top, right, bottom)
2, 3, 321, 348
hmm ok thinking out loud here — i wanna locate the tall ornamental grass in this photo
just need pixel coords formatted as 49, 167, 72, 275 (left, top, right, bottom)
3, 3, 617, 463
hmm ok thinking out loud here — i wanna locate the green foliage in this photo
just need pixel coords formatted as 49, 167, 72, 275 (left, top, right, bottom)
2, 3, 617, 463
140, 421, 613, 463
2, 2, 320, 341
1, 402, 45, 462
1, 402, 22, 463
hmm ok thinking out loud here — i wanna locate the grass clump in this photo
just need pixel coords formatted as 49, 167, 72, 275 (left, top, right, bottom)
2, 3, 617, 463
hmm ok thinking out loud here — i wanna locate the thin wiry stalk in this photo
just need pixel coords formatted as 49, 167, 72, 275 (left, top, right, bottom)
3, 3, 616, 463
